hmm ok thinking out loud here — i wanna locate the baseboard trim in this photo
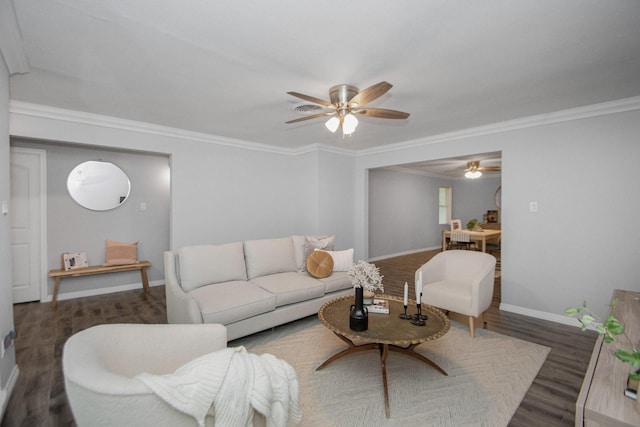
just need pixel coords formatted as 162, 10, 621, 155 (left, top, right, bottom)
0, 365, 20, 420
369, 246, 441, 262
499, 303, 582, 328
40, 280, 165, 304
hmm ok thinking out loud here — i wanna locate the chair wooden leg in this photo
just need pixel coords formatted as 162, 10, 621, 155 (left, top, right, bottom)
468, 316, 475, 338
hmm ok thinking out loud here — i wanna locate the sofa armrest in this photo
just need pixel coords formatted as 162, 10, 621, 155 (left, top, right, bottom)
164, 251, 203, 324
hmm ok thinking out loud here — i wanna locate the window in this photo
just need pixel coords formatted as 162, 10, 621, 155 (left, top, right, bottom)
438, 187, 452, 225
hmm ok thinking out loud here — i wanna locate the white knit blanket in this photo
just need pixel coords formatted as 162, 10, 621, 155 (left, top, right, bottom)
136, 346, 301, 427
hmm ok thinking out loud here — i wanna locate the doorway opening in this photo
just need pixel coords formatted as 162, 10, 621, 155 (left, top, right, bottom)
367, 152, 502, 304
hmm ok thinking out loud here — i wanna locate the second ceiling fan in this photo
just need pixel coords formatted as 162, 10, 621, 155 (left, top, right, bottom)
286, 81, 410, 135
464, 161, 501, 179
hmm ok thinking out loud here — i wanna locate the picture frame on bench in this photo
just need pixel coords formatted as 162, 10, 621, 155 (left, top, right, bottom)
62, 252, 88, 271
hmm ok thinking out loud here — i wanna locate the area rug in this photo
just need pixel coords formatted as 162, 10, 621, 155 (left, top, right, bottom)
232, 317, 550, 427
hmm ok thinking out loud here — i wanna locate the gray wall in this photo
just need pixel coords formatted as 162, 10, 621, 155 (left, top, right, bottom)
502, 113, 640, 320
453, 176, 502, 225
6, 91, 640, 327
368, 168, 450, 258
368, 168, 500, 259
318, 150, 356, 250
356, 107, 640, 321
8, 111, 356, 252
10, 140, 170, 297
0, 46, 17, 399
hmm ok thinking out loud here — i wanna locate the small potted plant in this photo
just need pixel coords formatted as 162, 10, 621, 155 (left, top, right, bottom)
348, 260, 384, 304
467, 218, 480, 231
566, 299, 640, 398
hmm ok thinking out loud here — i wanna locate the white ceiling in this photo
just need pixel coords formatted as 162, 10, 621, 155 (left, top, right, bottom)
8, 1, 640, 151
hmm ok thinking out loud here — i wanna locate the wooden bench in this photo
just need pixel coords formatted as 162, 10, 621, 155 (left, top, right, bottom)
48, 260, 151, 308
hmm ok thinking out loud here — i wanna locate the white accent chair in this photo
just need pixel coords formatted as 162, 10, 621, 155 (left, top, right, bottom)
62, 323, 267, 427
416, 251, 496, 338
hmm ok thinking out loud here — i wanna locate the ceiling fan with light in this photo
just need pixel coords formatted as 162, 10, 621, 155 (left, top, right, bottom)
286, 81, 410, 136
464, 161, 501, 179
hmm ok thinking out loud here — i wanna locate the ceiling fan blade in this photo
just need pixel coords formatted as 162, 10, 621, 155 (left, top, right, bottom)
349, 81, 392, 106
285, 112, 334, 124
355, 108, 410, 119
287, 91, 334, 108
465, 161, 501, 172
465, 161, 479, 172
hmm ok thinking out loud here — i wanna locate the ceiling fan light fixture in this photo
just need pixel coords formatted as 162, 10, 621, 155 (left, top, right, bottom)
342, 113, 358, 135
287, 81, 409, 139
465, 170, 482, 179
325, 116, 340, 133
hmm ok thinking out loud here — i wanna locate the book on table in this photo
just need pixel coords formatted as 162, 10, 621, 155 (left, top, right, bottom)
368, 299, 389, 314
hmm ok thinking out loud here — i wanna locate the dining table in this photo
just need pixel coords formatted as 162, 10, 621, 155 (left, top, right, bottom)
442, 229, 501, 253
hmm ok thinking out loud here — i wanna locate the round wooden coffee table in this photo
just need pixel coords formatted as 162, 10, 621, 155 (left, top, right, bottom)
317, 294, 450, 418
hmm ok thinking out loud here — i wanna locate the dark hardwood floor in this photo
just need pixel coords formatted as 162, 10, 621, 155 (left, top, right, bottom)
1, 250, 596, 427
2, 286, 167, 427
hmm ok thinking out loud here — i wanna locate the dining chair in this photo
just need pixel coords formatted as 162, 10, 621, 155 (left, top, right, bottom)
448, 230, 476, 251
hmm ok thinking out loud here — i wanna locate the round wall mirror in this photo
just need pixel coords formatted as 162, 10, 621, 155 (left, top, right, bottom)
494, 185, 502, 210
67, 161, 131, 211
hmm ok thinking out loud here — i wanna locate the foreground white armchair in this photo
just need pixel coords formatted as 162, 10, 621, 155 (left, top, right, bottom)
62, 323, 271, 427
416, 251, 496, 338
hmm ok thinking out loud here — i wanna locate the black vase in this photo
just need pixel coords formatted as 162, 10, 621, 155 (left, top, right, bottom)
350, 287, 368, 331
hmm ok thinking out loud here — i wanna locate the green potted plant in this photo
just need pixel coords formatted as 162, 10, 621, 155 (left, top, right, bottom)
467, 218, 480, 231
565, 299, 640, 383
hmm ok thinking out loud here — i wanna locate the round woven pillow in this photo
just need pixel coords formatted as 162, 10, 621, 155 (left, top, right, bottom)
306, 251, 334, 279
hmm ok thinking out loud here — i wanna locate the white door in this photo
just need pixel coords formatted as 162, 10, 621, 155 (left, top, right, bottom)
10, 147, 46, 303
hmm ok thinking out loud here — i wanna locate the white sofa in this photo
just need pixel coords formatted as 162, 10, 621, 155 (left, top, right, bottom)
164, 236, 353, 340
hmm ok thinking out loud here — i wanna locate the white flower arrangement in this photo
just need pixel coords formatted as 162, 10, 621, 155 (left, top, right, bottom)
348, 260, 384, 293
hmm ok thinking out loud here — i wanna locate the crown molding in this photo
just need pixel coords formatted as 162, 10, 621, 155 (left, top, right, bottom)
357, 95, 640, 156
10, 95, 640, 158
9, 101, 319, 156
383, 165, 460, 180
0, 0, 29, 74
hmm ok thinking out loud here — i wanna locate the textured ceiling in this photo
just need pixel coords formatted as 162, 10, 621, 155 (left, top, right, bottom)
8, 0, 640, 151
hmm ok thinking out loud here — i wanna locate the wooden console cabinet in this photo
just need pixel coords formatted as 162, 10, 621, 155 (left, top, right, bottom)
576, 289, 640, 426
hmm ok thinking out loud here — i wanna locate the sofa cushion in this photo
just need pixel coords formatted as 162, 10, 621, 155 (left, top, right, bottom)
316, 271, 352, 293
250, 272, 326, 306
422, 280, 473, 314
178, 242, 247, 292
292, 234, 335, 271
306, 251, 334, 278
244, 238, 297, 280
188, 281, 276, 325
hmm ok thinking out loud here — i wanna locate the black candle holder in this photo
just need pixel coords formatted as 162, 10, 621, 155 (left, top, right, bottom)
398, 304, 412, 319
411, 303, 427, 326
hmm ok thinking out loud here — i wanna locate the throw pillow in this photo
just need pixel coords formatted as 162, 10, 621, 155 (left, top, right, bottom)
301, 235, 335, 271
103, 240, 138, 266
306, 250, 334, 278
319, 248, 354, 271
